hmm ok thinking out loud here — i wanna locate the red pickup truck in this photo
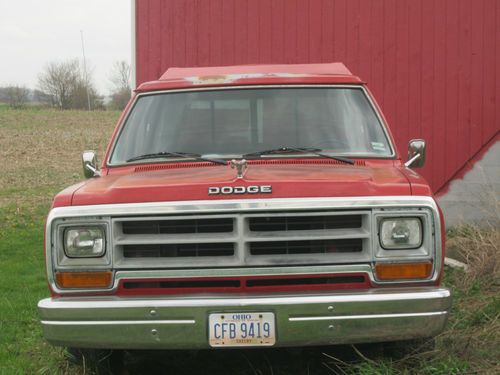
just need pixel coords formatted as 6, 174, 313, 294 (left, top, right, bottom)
38, 63, 450, 359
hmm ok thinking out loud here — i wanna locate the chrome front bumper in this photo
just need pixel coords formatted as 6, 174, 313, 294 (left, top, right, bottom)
38, 287, 451, 349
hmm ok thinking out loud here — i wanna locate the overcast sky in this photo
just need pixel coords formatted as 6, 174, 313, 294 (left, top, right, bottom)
0, 0, 130, 95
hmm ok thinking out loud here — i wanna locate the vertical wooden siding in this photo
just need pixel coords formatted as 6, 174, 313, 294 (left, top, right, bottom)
135, 0, 500, 193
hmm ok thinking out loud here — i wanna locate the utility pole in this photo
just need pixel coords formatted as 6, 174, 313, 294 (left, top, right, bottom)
80, 30, 91, 111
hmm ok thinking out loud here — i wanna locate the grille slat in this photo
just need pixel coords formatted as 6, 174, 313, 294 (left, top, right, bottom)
122, 218, 233, 235
115, 234, 236, 245
247, 228, 369, 241
250, 239, 363, 256
249, 215, 362, 231
113, 211, 371, 268
123, 243, 234, 258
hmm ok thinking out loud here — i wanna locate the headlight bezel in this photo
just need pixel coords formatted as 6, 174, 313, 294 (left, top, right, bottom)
54, 219, 112, 269
374, 210, 433, 260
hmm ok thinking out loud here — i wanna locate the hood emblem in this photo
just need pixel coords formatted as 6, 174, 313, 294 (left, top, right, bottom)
230, 159, 248, 179
208, 185, 272, 195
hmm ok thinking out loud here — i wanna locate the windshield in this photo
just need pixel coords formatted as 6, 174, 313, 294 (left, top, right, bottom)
110, 87, 393, 164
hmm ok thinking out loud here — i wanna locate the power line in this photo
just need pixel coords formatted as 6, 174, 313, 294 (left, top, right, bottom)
80, 30, 91, 111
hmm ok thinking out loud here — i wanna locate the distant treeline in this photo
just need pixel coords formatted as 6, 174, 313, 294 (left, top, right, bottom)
0, 86, 52, 107
0, 59, 131, 111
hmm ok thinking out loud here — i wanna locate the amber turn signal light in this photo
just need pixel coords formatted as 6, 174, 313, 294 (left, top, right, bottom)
375, 261, 433, 281
55, 271, 113, 289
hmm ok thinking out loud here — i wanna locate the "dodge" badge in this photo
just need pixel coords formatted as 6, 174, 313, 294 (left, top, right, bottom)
208, 186, 272, 195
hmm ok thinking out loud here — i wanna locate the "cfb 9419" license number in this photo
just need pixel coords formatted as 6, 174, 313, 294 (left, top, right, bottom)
208, 312, 276, 347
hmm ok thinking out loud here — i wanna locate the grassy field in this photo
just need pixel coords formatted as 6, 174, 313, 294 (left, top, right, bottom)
0, 106, 118, 375
0, 106, 498, 374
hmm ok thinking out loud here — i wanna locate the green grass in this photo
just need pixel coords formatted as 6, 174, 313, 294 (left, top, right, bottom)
0, 107, 498, 374
0, 107, 118, 374
0, 205, 65, 374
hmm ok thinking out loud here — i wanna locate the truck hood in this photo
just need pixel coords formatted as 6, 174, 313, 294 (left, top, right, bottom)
69, 160, 413, 206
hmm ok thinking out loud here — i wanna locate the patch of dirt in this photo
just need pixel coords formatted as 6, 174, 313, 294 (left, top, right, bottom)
0, 108, 119, 208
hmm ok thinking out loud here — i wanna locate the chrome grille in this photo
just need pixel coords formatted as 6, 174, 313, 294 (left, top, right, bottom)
112, 211, 371, 269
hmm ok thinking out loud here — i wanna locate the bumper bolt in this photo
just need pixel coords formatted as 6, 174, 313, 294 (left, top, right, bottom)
150, 309, 157, 316
151, 329, 158, 336
328, 325, 334, 330
327, 306, 334, 312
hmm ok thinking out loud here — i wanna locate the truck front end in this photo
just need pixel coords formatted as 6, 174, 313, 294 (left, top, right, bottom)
38, 64, 451, 350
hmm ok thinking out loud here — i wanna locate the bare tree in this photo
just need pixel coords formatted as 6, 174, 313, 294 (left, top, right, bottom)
38, 59, 102, 110
5, 85, 30, 108
109, 60, 131, 110
72, 80, 104, 110
38, 60, 80, 109
32, 89, 52, 105
110, 60, 131, 92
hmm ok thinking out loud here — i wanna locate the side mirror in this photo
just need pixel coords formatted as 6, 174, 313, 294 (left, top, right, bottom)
405, 139, 426, 168
82, 150, 101, 178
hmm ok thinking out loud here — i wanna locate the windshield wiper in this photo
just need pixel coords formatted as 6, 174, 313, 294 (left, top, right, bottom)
126, 151, 227, 165
243, 147, 355, 165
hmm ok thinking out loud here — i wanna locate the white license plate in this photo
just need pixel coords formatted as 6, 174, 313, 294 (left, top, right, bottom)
208, 312, 276, 347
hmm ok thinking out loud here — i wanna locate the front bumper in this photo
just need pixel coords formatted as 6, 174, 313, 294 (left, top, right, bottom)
38, 287, 451, 349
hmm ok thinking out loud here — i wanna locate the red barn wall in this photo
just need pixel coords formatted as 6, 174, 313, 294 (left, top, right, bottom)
134, 0, 500, 194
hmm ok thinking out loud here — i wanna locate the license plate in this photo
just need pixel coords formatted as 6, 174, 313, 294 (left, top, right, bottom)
208, 312, 276, 347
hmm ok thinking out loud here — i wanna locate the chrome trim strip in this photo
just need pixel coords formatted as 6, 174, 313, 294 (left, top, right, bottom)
41, 319, 195, 325
106, 84, 396, 166
47, 196, 438, 218
45, 196, 442, 294
289, 311, 447, 322
38, 288, 450, 309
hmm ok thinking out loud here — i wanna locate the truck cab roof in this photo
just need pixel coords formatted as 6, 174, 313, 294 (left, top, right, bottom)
136, 63, 363, 92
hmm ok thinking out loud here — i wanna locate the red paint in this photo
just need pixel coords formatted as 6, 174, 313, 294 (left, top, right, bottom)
134, 63, 362, 93
436, 132, 500, 197
51, 181, 88, 208
71, 159, 413, 206
398, 167, 434, 197
134, 0, 500, 193
134, 159, 366, 174
159, 62, 353, 80
116, 273, 371, 296
137, 75, 361, 92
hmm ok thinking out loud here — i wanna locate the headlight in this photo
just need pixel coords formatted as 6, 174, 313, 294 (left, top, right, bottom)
64, 226, 106, 258
379, 218, 422, 249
